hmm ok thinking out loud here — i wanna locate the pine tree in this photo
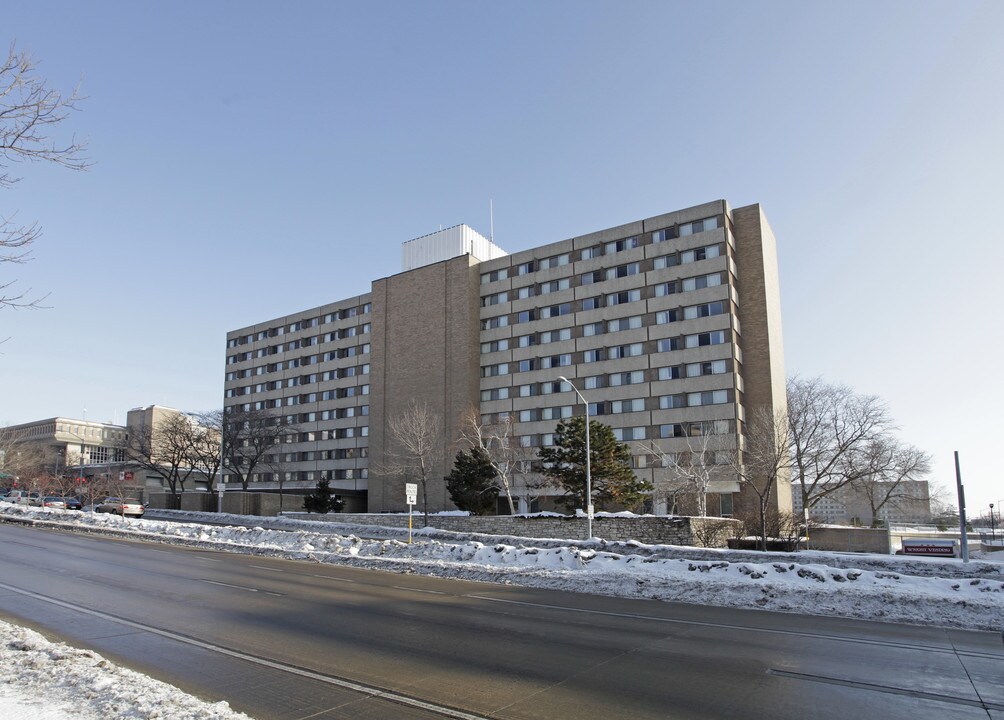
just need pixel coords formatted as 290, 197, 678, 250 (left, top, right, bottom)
446, 446, 499, 515
538, 416, 651, 512
303, 479, 334, 513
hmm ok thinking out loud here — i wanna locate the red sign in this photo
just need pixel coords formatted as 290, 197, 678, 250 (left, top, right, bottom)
124, 472, 134, 481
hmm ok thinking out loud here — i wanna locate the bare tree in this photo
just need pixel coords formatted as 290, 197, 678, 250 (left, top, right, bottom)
125, 412, 198, 506
787, 376, 892, 514
221, 406, 291, 492
0, 430, 48, 485
457, 408, 538, 514
189, 410, 224, 492
384, 401, 443, 526
1, 42, 89, 312
726, 406, 790, 551
641, 423, 731, 517
852, 438, 932, 526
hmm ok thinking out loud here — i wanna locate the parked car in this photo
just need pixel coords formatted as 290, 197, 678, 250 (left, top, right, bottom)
39, 496, 67, 510
94, 497, 145, 518
5, 490, 39, 505
62, 497, 83, 510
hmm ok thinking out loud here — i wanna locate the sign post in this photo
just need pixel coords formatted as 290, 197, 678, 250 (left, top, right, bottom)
405, 483, 418, 544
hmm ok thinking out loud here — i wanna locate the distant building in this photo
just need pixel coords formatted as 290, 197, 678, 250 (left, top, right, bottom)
792, 480, 932, 526
224, 200, 790, 517
0, 406, 215, 499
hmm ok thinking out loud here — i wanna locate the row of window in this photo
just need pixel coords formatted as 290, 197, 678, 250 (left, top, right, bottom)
227, 340, 370, 365
479, 329, 731, 377
513, 417, 731, 447
479, 216, 724, 285
227, 305, 372, 348
230, 468, 370, 484
481, 271, 726, 334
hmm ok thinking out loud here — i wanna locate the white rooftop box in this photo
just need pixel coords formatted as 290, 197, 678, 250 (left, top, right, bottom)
401, 224, 507, 272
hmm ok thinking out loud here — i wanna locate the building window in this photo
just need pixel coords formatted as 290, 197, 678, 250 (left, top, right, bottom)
610, 398, 645, 414
607, 316, 642, 333
516, 309, 537, 324
540, 278, 571, 294
481, 339, 510, 353
686, 360, 727, 377
682, 273, 724, 292
481, 387, 510, 401
540, 328, 571, 343
656, 310, 679, 325
687, 390, 729, 406
681, 244, 722, 264
659, 395, 686, 409
685, 330, 727, 348
516, 285, 535, 299
580, 246, 602, 260
659, 365, 683, 380
613, 427, 645, 441
609, 370, 644, 386
517, 334, 537, 347
605, 262, 640, 281
654, 254, 680, 270
609, 343, 643, 359
604, 237, 641, 254
683, 301, 726, 320
580, 270, 603, 285
678, 215, 720, 236
582, 322, 604, 337
540, 303, 571, 319
482, 315, 509, 330
516, 261, 535, 275
652, 227, 679, 243
606, 289, 642, 306
538, 253, 569, 270
481, 268, 509, 284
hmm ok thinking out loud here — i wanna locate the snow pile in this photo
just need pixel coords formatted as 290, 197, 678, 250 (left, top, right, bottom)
1, 503, 1002, 631
0, 619, 250, 720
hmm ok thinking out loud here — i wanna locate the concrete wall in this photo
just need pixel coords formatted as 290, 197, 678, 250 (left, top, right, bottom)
284, 512, 740, 547
806, 526, 890, 554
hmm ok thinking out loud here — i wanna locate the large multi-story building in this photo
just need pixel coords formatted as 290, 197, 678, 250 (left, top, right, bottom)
792, 480, 933, 526
223, 200, 789, 517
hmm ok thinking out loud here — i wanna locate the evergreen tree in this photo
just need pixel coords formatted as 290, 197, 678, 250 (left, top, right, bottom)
538, 416, 651, 512
446, 446, 500, 515
303, 479, 334, 513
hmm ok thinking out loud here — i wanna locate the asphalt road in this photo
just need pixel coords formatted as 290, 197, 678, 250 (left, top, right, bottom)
0, 523, 1000, 720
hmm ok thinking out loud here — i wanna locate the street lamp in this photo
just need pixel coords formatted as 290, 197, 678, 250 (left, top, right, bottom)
991, 504, 996, 544
557, 376, 593, 540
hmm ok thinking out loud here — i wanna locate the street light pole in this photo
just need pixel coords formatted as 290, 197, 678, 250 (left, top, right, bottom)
991, 504, 996, 544
558, 376, 592, 540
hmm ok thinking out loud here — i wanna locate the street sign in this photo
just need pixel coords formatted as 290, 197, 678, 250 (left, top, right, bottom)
405, 483, 417, 506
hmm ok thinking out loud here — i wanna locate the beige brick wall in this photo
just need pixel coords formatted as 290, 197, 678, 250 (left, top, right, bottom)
368, 255, 481, 512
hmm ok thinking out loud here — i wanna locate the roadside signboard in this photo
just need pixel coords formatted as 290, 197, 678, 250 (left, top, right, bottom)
405, 483, 418, 543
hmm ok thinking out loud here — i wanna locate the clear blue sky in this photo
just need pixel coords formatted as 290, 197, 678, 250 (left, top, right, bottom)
3, 1, 1002, 513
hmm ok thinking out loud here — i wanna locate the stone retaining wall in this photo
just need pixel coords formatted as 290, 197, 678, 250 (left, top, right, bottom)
286, 512, 740, 547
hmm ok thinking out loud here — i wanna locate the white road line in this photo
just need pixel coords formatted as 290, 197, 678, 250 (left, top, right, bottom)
394, 586, 447, 595
312, 574, 356, 582
249, 565, 285, 572
0, 581, 492, 720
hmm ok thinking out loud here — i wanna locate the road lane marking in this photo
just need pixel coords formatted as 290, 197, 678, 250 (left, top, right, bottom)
200, 579, 284, 597
394, 586, 447, 595
767, 668, 1001, 712
249, 565, 285, 572
312, 574, 356, 582
0, 581, 493, 720
463, 595, 1002, 659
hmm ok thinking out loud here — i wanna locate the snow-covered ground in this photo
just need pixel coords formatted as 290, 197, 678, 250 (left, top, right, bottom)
0, 503, 1001, 719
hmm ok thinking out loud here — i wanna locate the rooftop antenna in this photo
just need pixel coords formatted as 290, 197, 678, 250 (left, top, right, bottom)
490, 198, 494, 243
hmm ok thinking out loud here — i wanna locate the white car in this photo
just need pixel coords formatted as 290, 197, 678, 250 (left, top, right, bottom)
94, 497, 145, 518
